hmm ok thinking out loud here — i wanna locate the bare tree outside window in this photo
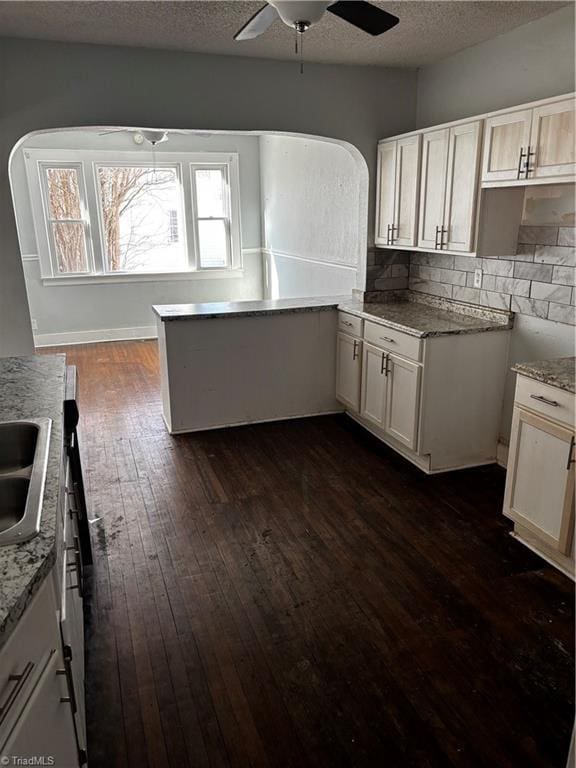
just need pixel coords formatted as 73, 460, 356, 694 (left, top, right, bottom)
44, 167, 88, 273
97, 166, 185, 272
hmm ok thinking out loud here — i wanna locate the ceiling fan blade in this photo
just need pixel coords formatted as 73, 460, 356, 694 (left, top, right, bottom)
327, 1, 399, 36
234, 4, 279, 41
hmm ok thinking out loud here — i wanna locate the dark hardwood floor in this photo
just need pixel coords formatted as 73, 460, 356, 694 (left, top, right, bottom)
41, 340, 575, 768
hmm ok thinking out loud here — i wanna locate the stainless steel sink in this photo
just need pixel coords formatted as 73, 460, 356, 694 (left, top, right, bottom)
0, 419, 51, 546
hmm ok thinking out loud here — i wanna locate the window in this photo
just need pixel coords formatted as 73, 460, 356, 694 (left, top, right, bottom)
26, 149, 242, 282
192, 166, 230, 269
41, 165, 90, 274
96, 165, 186, 273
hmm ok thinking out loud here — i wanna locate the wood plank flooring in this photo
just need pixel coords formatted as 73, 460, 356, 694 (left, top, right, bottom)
41, 340, 575, 768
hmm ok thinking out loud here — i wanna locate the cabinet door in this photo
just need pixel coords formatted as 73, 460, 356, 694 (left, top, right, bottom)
529, 98, 575, 179
336, 332, 362, 412
375, 140, 397, 245
418, 128, 449, 250
2, 649, 80, 767
504, 408, 575, 554
393, 134, 421, 247
384, 354, 421, 450
442, 121, 481, 252
360, 342, 387, 428
481, 109, 532, 182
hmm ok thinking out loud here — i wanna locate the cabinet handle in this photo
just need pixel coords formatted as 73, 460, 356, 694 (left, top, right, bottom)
390, 224, 398, 245
434, 225, 440, 249
352, 340, 359, 360
517, 147, 527, 179
380, 352, 386, 374
440, 227, 448, 250
379, 336, 396, 344
384, 354, 390, 377
529, 394, 559, 407
567, 436, 575, 470
340, 320, 353, 327
386, 224, 392, 245
67, 536, 84, 597
524, 145, 536, 177
0, 661, 35, 725
57, 644, 78, 714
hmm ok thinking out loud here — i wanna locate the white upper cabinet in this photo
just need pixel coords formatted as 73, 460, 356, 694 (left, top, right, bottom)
443, 120, 482, 252
481, 109, 532, 183
529, 98, 576, 179
418, 129, 449, 251
375, 135, 420, 248
482, 97, 575, 184
418, 121, 481, 253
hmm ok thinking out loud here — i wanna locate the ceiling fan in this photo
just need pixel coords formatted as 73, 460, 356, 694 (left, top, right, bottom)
234, 1, 399, 41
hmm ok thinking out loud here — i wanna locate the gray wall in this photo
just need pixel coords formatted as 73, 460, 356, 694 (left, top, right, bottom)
0, 36, 417, 355
417, 5, 575, 128
11, 129, 264, 341
259, 134, 364, 299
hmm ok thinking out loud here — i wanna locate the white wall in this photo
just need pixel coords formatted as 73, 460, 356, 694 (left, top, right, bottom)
0, 36, 417, 356
415, 15, 576, 449
417, 5, 575, 128
11, 129, 264, 343
259, 134, 364, 298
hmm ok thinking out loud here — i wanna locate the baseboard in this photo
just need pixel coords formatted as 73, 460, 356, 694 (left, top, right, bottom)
34, 325, 157, 347
496, 440, 509, 468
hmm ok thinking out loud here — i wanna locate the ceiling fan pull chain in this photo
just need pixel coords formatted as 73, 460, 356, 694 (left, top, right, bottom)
294, 24, 298, 54
300, 30, 304, 74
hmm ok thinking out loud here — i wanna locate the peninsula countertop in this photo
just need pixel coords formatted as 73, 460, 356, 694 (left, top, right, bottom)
512, 357, 575, 394
0, 355, 66, 649
153, 292, 513, 338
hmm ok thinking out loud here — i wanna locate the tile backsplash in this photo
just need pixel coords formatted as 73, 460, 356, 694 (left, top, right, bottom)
367, 225, 575, 326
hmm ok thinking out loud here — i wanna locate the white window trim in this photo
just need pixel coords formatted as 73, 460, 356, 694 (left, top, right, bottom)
24, 148, 243, 282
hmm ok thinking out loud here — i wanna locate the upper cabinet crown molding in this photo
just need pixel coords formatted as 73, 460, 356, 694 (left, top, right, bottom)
375, 92, 575, 255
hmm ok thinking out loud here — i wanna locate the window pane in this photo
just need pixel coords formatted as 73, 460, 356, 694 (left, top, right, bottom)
45, 168, 82, 219
195, 168, 226, 218
198, 220, 228, 268
97, 166, 186, 273
52, 222, 88, 273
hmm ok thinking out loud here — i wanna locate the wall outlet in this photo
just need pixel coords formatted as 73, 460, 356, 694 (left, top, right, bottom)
473, 268, 483, 289
31, 319, 38, 330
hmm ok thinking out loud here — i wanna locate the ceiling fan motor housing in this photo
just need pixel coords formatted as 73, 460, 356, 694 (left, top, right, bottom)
269, 0, 332, 28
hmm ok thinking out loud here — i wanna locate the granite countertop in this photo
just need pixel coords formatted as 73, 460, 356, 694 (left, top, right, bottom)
339, 294, 513, 338
0, 355, 66, 649
512, 357, 575, 394
153, 295, 350, 321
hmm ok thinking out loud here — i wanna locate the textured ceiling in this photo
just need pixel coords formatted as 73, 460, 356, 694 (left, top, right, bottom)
0, 1, 567, 67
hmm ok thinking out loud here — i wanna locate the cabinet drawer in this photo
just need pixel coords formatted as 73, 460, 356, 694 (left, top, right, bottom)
363, 320, 422, 361
0, 578, 60, 741
338, 312, 363, 338
515, 375, 574, 426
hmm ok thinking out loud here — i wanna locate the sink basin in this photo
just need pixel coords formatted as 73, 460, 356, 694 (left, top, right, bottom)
0, 419, 51, 546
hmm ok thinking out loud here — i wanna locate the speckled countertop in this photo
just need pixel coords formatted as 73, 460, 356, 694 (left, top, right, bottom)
339, 293, 513, 338
153, 292, 513, 338
513, 357, 576, 394
153, 295, 349, 321
0, 355, 66, 649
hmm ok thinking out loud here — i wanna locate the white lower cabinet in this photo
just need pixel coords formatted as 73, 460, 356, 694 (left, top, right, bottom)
336, 332, 362, 412
384, 354, 421, 450
336, 311, 510, 473
360, 342, 387, 427
504, 375, 575, 574
2, 648, 80, 767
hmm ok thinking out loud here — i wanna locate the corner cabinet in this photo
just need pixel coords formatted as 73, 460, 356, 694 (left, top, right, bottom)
504, 374, 575, 577
482, 97, 575, 185
336, 311, 510, 473
375, 134, 421, 248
